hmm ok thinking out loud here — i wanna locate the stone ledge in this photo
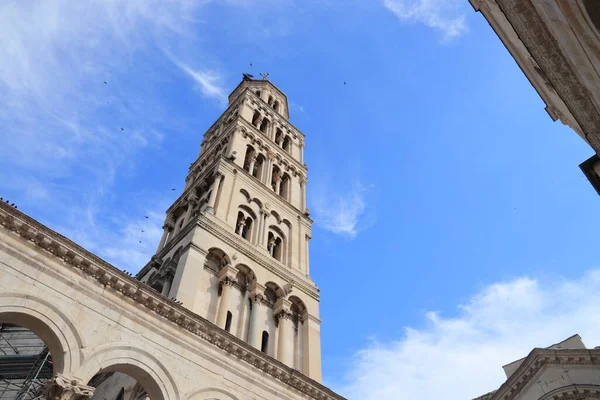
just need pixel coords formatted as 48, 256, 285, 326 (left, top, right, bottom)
0, 202, 344, 400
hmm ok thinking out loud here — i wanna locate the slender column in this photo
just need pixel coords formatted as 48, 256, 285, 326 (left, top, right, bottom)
206, 173, 223, 215
161, 279, 172, 297
247, 283, 265, 349
300, 140, 305, 163
183, 194, 198, 225
157, 216, 175, 252
236, 284, 250, 339
262, 213, 270, 247
216, 265, 238, 329
216, 280, 234, 328
248, 157, 257, 176
275, 298, 294, 366
274, 175, 281, 194
300, 177, 307, 211
305, 234, 311, 275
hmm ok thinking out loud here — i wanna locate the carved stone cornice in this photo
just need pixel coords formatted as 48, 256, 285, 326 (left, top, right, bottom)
0, 202, 345, 400
485, 0, 600, 151
490, 349, 600, 400
539, 385, 600, 400
45, 373, 95, 400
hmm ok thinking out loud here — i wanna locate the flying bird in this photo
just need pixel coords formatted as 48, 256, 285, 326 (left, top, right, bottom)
171, 188, 176, 191
104, 81, 107, 84
250, 62, 253, 67
343, 81, 347, 85
120, 128, 124, 131
144, 216, 149, 219
141, 230, 145, 233
138, 241, 142, 244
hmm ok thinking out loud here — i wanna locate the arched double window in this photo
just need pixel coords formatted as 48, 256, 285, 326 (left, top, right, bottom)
282, 135, 291, 153
259, 118, 270, 134
253, 154, 266, 181
273, 100, 280, 112
267, 231, 284, 261
236, 211, 254, 242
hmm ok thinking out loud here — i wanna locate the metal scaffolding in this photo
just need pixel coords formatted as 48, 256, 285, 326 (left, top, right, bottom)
0, 324, 53, 399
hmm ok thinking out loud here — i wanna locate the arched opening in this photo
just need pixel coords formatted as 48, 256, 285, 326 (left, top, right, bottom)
87, 363, 165, 400
251, 111, 261, 127
267, 231, 283, 261
259, 118, 270, 134
243, 145, 255, 173
267, 95, 274, 106
236, 211, 254, 242
252, 154, 265, 181
255, 90, 261, 98
274, 128, 283, 146
225, 311, 233, 333
0, 323, 54, 399
261, 331, 269, 354
282, 135, 291, 153
271, 165, 281, 192
273, 101, 280, 112
584, 0, 600, 33
279, 173, 291, 200
289, 296, 308, 372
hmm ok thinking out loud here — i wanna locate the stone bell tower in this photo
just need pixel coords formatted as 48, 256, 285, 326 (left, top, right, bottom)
136, 75, 322, 381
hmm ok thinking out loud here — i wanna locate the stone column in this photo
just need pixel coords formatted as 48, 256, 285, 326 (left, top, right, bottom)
183, 194, 199, 226
247, 283, 265, 348
216, 265, 238, 329
205, 173, 223, 215
300, 176, 307, 211
274, 174, 281, 194
248, 156, 257, 175
44, 373, 94, 400
161, 278, 172, 297
157, 216, 175, 252
275, 298, 294, 366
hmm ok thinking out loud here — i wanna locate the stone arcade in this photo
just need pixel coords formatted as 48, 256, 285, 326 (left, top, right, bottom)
0, 77, 346, 400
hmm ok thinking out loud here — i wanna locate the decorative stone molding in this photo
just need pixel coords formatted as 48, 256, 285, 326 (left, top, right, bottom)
44, 373, 95, 400
539, 385, 600, 400
486, 0, 600, 151
0, 202, 343, 400
490, 349, 600, 400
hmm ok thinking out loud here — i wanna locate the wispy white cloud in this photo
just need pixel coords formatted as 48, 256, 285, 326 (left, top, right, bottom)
383, 0, 467, 41
169, 55, 227, 101
337, 270, 600, 400
312, 182, 374, 238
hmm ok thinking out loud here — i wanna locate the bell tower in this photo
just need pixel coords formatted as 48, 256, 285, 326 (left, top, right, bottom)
136, 76, 322, 381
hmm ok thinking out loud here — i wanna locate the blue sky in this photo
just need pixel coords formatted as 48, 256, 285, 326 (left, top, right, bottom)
2, 0, 600, 399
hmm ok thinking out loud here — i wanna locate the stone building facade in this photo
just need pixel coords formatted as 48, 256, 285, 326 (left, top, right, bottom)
473, 335, 600, 400
0, 77, 345, 400
470, 0, 600, 193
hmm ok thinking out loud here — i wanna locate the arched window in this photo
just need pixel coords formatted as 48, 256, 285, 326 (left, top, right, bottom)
236, 211, 253, 242
243, 146, 255, 173
259, 118, 270, 134
268, 95, 274, 106
256, 90, 262, 98
273, 101, 280, 112
261, 331, 269, 353
251, 111, 261, 127
267, 231, 283, 261
274, 128, 283, 146
252, 154, 265, 181
225, 311, 233, 332
282, 136, 291, 153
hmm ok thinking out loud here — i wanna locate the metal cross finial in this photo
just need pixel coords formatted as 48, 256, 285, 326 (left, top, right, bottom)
260, 72, 269, 80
